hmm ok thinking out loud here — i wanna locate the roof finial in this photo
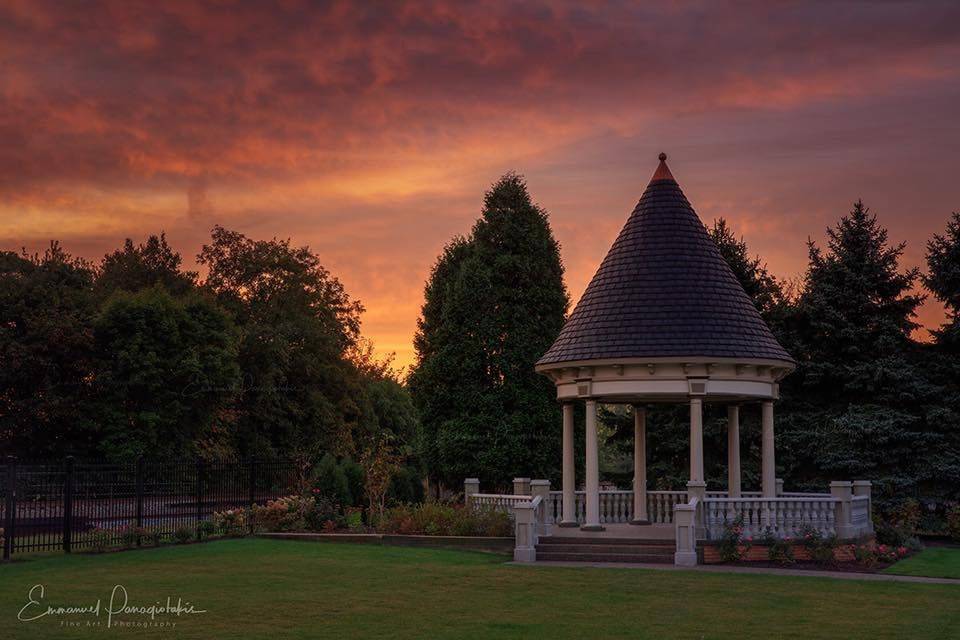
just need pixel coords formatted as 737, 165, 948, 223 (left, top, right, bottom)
651, 152, 675, 182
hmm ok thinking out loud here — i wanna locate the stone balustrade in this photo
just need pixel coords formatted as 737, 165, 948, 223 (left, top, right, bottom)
703, 496, 838, 539
467, 493, 529, 511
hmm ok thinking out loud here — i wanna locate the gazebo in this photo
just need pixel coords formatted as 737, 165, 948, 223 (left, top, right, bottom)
465, 154, 874, 565
534, 152, 794, 533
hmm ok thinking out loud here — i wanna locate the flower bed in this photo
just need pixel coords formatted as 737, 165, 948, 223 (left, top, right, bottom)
702, 518, 915, 571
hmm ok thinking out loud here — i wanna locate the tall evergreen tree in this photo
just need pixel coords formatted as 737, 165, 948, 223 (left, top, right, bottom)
409, 173, 569, 489
925, 212, 960, 351
777, 201, 955, 501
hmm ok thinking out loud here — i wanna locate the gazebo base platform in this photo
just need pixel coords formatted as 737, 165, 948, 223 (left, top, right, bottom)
547, 522, 674, 542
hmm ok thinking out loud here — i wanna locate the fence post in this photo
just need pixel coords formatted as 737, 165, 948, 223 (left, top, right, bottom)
4, 456, 16, 561
63, 456, 74, 553
135, 457, 144, 546
196, 459, 204, 541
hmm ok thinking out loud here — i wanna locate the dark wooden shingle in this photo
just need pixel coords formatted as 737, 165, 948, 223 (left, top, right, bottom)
537, 160, 794, 366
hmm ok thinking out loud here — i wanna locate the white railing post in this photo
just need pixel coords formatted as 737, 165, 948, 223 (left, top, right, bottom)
531, 480, 552, 535
831, 481, 855, 539
464, 478, 480, 508
775, 478, 784, 497
852, 480, 874, 535
674, 499, 698, 566
513, 477, 531, 496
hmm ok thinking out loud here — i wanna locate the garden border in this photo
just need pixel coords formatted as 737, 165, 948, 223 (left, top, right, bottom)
258, 532, 514, 554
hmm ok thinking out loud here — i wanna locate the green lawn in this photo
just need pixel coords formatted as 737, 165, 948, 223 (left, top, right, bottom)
1, 539, 958, 639
885, 547, 960, 579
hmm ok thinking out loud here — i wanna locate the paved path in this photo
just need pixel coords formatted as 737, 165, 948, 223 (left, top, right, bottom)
517, 561, 960, 585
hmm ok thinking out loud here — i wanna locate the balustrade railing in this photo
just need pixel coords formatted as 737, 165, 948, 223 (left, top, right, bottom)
647, 491, 687, 524
702, 496, 838, 540
469, 494, 529, 512
539, 489, 691, 525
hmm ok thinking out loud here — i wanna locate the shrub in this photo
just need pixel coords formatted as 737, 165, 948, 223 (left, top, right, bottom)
893, 498, 921, 534
874, 520, 908, 547
251, 495, 315, 532
304, 497, 346, 531
88, 528, 115, 553
145, 527, 163, 546
851, 542, 909, 568
311, 454, 352, 508
0, 527, 4, 550
341, 458, 366, 509
377, 502, 511, 537
473, 506, 512, 537
213, 508, 248, 537
345, 508, 365, 532
947, 505, 960, 543
761, 528, 794, 566
173, 525, 193, 544
198, 520, 216, 539
119, 525, 142, 548
718, 515, 751, 562
798, 525, 838, 566
386, 467, 425, 506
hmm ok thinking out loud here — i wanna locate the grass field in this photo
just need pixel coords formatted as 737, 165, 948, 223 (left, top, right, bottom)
884, 546, 960, 580
2, 538, 959, 639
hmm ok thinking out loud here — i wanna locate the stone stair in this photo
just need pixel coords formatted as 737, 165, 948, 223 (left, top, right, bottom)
534, 536, 675, 563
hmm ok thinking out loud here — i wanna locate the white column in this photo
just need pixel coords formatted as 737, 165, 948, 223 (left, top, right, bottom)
582, 399, 603, 530
631, 406, 649, 524
761, 400, 776, 498
689, 397, 704, 483
727, 405, 741, 498
560, 403, 577, 527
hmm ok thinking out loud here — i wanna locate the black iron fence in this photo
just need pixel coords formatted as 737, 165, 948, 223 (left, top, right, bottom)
0, 456, 298, 560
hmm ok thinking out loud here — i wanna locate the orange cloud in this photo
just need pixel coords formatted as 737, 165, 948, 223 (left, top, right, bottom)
2, 0, 958, 367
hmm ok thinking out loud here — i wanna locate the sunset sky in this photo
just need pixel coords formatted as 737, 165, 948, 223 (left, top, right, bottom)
2, 1, 959, 369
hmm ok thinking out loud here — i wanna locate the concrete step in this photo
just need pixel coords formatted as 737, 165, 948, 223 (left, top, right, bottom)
535, 543, 673, 555
535, 551, 673, 564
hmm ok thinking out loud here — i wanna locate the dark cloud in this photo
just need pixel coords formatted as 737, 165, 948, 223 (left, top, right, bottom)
1, 0, 958, 363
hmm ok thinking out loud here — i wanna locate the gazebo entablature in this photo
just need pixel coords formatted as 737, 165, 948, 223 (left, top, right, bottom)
538, 357, 794, 404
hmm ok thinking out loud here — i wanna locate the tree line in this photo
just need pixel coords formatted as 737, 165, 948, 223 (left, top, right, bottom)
0, 227, 419, 504
412, 176, 960, 511
4, 176, 959, 512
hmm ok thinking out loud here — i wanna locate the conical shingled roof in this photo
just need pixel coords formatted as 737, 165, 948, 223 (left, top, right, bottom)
537, 154, 794, 367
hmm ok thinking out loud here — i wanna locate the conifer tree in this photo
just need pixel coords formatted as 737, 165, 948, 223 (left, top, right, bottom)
778, 201, 954, 500
925, 212, 960, 351
409, 173, 569, 489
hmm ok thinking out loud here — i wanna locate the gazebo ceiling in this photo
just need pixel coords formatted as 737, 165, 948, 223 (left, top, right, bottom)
537, 153, 795, 371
